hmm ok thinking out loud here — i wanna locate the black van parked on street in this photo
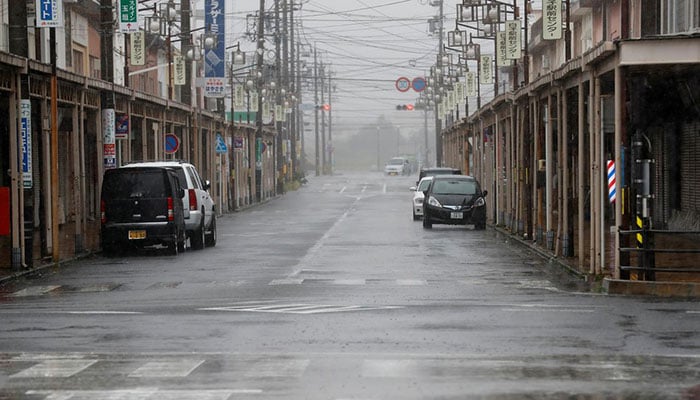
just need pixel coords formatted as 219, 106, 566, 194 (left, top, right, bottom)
101, 166, 186, 256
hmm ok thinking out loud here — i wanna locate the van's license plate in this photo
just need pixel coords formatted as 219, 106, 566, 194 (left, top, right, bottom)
128, 230, 146, 240
450, 212, 463, 219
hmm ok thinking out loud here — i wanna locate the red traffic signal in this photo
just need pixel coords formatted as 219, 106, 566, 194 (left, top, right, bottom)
316, 104, 331, 111
396, 104, 414, 111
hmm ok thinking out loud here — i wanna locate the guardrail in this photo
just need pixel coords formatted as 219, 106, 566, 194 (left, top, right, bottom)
619, 228, 700, 281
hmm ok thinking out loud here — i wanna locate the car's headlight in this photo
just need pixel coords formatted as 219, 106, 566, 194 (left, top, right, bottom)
428, 196, 442, 207
414, 198, 423, 205
474, 197, 485, 207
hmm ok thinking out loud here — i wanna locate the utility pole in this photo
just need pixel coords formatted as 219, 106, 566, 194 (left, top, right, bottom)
275, 0, 283, 194
255, 0, 265, 201
289, 0, 298, 179
327, 68, 333, 175
313, 46, 320, 176
435, 0, 444, 167
320, 63, 326, 174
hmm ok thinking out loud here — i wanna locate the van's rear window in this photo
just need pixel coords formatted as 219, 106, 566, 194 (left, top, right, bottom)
103, 170, 167, 199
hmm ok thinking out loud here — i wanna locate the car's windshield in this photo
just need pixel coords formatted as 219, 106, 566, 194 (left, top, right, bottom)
388, 158, 404, 165
418, 179, 432, 191
432, 180, 477, 195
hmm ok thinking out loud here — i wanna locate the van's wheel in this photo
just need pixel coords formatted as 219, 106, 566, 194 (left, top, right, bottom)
167, 240, 179, 256
191, 219, 205, 250
205, 215, 217, 247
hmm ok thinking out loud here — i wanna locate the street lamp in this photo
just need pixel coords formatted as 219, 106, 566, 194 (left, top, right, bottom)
145, 0, 180, 101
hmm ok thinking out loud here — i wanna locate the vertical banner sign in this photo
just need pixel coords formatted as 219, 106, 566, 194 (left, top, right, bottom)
505, 20, 522, 59
115, 113, 129, 139
20, 100, 33, 189
455, 80, 464, 103
36, 0, 63, 27
130, 31, 145, 65
543, 0, 562, 40
275, 105, 283, 122
204, 0, 226, 98
234, 86, 245, 108
466, 72, 477, 97
481, 55, 493, 84
250, 92, 259, 112
102, 109, 116, 169
262, 101, 271, 122
496, 31, 508, 67
174, 55, 186, 85
118, 0, 138, 33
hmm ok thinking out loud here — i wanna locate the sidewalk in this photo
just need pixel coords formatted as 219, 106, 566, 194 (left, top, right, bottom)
494, 226, 700, 298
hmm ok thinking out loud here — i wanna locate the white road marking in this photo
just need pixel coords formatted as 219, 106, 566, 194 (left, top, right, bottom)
62, 311, 143, 315
687, 311, 700, 314
199, 303, 403, 315
396, 279, 428, 286
26, 389, 262, 399
10, 286, 61, 297
244, 359, 310, 377
339, 186, 347, 194
332, 279, 366, 285
128, 359, 205, 378
11, 359, 98, 378
269, 278, 304, 285
362, 359, 417, 378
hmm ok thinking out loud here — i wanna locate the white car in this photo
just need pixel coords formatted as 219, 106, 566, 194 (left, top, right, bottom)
410, 177, 433, 220
385, 157, 409, 175
122, 161, 216, 250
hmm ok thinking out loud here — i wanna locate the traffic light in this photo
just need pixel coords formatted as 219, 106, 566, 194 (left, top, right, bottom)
395, 104, 414, 111
315, 104, 331, 111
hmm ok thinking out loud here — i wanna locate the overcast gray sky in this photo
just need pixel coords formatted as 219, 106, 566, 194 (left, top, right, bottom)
227, 0, 448, 138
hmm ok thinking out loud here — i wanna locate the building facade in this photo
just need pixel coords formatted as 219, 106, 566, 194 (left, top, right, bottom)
441, 0, 700, 283
0, 1, 283, 271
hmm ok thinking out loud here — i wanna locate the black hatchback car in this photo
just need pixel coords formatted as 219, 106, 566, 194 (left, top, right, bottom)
101, 166, 186, 255
422, 175, 488, 230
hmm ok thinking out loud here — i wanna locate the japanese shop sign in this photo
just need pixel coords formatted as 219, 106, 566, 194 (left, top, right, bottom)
174, 56, 186, 86
118, 0, 139, 33
466, 72, 477, 97
20, 100, 32, 188
36, 0, 63, 27
543, 0, 562, 40
480, 55, 493, 84
102, 109, 116, 169
131, 31, 145, 66
505, 20, 522, 60
204, 0, 226, 98
496, 31, 508, 67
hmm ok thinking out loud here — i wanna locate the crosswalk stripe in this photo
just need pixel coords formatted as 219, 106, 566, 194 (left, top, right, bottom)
128, 359, 206, 378
11, 359, 98, 378
10, 286, 61, 297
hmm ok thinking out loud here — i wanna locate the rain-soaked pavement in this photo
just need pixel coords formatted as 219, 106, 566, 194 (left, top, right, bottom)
0, 172, 698, 399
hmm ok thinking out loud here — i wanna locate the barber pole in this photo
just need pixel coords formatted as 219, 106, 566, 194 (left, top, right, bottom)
607, 160, 616, 203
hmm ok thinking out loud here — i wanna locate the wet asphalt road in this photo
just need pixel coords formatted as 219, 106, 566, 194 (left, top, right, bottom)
0, 171, 699, 400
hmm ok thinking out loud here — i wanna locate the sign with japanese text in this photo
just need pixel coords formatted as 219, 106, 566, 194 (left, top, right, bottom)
118, 0, 139, 33
174, 56, 186, 85
204, 77, 226, 98
36, 0, 63, 28
102, 109, 116, 169
234, 86, 245, 108
505, 20, 522, 60
20, 100, 32, 188
204, 0, 226, 97
480, 55, 493, 84
466, 72, 477, 97
455, 80, 464, 102
130, 31, 145, 66
496, 31, 509, 67
250, 92, 259, 112
543, 0, 562, 40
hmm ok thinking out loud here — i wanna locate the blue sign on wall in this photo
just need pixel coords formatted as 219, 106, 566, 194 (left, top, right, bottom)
20, 100, 32, 188
36, 0, 62, 27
